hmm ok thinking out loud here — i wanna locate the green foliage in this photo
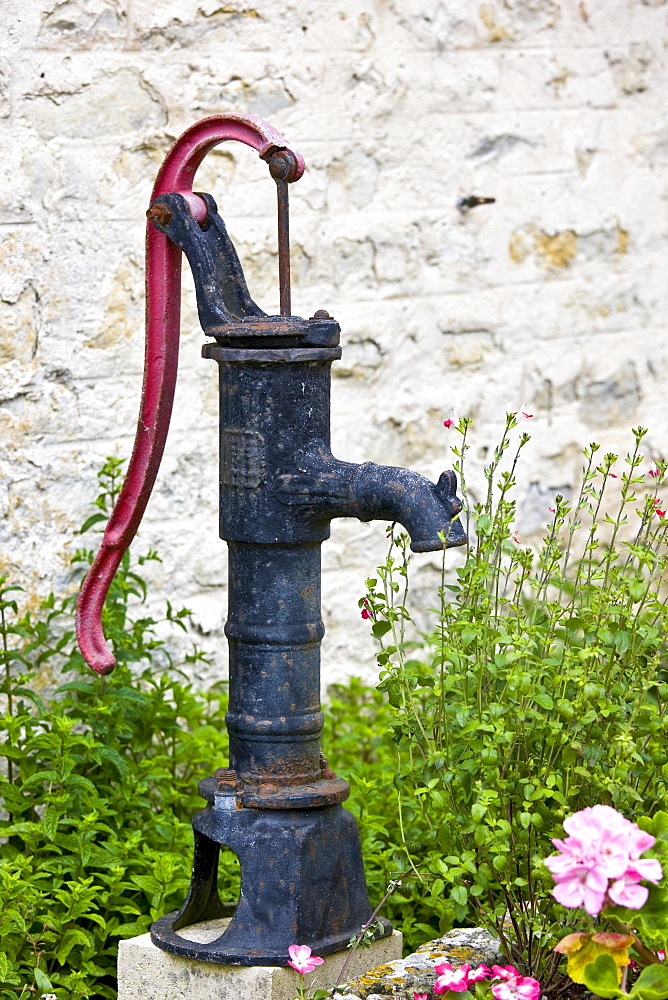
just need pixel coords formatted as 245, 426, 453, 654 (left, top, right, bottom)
361, 418, 668, 986
0, 460, 230, 999
322, 680, 455, 947
584, 953, 668, 1000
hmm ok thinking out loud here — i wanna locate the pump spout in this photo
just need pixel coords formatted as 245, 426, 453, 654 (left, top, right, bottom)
277, 457, 467, 552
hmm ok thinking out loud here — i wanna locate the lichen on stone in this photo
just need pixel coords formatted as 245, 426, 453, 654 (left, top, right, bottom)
340, 927, 503, 998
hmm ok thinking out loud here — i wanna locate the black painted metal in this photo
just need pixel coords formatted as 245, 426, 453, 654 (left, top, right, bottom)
148, 194, 466, 965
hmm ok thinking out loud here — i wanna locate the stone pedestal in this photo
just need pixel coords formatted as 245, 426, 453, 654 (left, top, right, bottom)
117, 919, 402, 1000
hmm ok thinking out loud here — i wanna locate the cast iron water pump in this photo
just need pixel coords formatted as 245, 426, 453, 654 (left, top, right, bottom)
76, 114, 466, 966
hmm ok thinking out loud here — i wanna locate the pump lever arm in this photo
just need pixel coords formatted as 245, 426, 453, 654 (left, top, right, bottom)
76, 115, 304, 675
147, 191, 266, 330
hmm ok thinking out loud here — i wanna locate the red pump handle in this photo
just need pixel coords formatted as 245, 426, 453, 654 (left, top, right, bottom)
76, 114, 305, 675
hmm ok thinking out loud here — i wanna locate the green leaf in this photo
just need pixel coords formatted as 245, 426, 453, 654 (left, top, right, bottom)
629, 963, 668, 1000
79, 512, 109, 533
371, 621, 392, 639
471, 802, 486, 823
617, 885, 668, 939
583, 954, 625, 998
55, 927, 93, 965
450, 885, 468, 906
33, 968, 53, 992
533, 692, 554, 709
42, 806, 60, 841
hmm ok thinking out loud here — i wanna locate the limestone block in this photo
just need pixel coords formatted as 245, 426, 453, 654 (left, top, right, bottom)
117, 919, 402, 1000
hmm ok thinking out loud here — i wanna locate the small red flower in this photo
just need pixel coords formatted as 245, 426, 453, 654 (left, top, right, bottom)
361, 599, 374, 620
656, 508, 666, 519
549, 507, 556, 514
443, 419, 454, 428
649, 466, 660, 478
522, 412, 533, 418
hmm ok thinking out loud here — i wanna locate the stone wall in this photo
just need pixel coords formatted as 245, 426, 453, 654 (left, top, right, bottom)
1, 0, 667, 688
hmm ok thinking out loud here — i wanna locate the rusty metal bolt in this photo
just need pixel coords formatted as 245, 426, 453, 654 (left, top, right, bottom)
319, 753, 337, 781
310, 309, 333, 321
214, 766, 239, 791
268, 148, 301, 183
146, 203, 172, 227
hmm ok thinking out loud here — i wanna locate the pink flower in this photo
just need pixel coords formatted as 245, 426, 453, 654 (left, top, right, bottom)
522, 412, 533, 419
649, 466, 660, 478
287, 944, 324, 974
545, 805, 663, 914
490, 966, 522, 980
414, 994, 429, 1000
656, 508, 666, 518
549, 507, 556, 514
607, 873, 651, 909
491, 976, 541, 1000
444, 419, 454, 428
360, 599, 374, 620
549, 864, 610, 914
469, 965, 491, 982
433, 962, 472, 993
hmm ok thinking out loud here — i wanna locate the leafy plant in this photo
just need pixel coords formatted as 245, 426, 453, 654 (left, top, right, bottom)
0, 460, 231, 999
361, 417, 668, 987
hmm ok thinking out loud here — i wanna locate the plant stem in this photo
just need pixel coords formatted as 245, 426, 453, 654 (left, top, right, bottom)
329, 875, 406, 995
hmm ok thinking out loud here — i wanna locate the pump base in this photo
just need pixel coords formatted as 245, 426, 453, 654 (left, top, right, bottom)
151, 802, 391, 965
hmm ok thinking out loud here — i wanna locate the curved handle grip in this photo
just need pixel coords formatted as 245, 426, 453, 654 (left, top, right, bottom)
76, 114, 305, 674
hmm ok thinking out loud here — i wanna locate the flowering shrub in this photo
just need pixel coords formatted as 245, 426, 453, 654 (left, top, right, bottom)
361, 419, 668, 987
547, 807, 668, 999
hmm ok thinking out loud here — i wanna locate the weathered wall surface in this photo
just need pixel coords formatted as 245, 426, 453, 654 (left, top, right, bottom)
1, 0, 667, 688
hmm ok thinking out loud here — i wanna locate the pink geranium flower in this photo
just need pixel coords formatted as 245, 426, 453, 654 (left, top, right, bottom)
287, 944, 324, 974
544, 805, 663, 915
414, 994, 429, 1000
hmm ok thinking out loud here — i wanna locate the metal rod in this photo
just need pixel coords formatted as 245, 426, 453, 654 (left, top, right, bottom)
276, 177, 291, 316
